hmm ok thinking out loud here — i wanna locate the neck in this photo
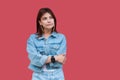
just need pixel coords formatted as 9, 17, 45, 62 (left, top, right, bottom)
43, 28, 52, 39
43, 28, 52, 34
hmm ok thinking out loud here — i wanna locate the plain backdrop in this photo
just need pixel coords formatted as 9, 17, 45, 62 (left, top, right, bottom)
0, 0, 120, 80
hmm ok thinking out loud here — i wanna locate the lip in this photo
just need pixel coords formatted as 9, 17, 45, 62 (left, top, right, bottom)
46, 24, 53, 26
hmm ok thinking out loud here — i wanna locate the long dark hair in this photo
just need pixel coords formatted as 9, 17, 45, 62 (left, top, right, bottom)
36, 8, 57, 37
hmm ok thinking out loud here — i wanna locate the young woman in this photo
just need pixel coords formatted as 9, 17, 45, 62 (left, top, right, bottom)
26, 8, 67, 80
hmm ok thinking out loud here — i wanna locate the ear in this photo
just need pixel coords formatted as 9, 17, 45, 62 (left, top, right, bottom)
39, 21, 42, 25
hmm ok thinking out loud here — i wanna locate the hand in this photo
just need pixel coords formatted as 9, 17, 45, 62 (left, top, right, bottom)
63, 56, 66, 64
55, 54, 66, 64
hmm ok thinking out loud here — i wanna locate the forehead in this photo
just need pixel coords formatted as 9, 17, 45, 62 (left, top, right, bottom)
42, 12, 52, 17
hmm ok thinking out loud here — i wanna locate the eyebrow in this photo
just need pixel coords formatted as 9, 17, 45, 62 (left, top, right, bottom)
42, 15, 53, 19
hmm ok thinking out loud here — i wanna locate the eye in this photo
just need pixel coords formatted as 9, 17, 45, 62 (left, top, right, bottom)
42, 17, 47, 20
49, 16, 53, 19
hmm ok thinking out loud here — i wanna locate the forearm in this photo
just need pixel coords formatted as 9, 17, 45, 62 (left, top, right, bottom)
55, 54, 65, 64
45, 56, 51, 64
45, 54, 66, 66
45, 55, 58, 64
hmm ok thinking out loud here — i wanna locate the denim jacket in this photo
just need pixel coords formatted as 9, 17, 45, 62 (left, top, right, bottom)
26, 32, 67, 72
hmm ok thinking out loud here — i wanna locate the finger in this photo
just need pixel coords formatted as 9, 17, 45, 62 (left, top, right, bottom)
62, 54, 65, 56
63, 57, 66, 64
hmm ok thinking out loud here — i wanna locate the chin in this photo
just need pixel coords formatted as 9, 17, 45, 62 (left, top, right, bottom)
47, 26, 54, 29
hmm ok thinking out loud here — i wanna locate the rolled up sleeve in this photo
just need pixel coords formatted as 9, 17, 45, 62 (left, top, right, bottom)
26, 35, 48, 67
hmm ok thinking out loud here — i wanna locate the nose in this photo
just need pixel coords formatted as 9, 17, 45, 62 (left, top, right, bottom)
47, 18, 51, 23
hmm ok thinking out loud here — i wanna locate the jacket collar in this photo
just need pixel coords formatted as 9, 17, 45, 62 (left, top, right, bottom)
36, 32, 57, 40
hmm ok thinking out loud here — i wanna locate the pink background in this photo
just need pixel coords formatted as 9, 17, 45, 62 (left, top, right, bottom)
0, 0, 120, 80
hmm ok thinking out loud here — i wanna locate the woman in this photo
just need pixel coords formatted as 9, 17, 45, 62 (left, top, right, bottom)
26, 8, 67, 80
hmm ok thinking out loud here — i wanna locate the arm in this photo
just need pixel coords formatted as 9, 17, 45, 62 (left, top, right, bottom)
49, 34, 67, 67
56, 34, 67, 64
26, 35, 51, 67
56, 34, 67, 55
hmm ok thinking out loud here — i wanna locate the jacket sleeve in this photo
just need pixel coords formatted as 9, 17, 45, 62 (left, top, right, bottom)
56, 34, 67, 55
26, 35, 48, 67
50, 34, 67, 67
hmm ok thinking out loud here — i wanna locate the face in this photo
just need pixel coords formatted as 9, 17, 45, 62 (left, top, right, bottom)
39, 12, 54, 30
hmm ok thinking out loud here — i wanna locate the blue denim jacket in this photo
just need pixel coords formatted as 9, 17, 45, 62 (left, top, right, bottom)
26, 32, 66, 72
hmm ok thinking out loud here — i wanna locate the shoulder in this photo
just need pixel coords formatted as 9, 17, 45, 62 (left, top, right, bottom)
55, 32, 66, 38
54, 32, 66, 40
28, 33, 37, 40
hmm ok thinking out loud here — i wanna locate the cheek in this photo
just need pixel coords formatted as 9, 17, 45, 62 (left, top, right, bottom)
52, 20, 55, 25
52, 20, 55, 23
41, 21, 47, 25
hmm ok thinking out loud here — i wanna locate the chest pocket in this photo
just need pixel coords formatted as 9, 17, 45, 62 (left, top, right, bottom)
51, 44, 60, 50
49, 40, 61, 55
